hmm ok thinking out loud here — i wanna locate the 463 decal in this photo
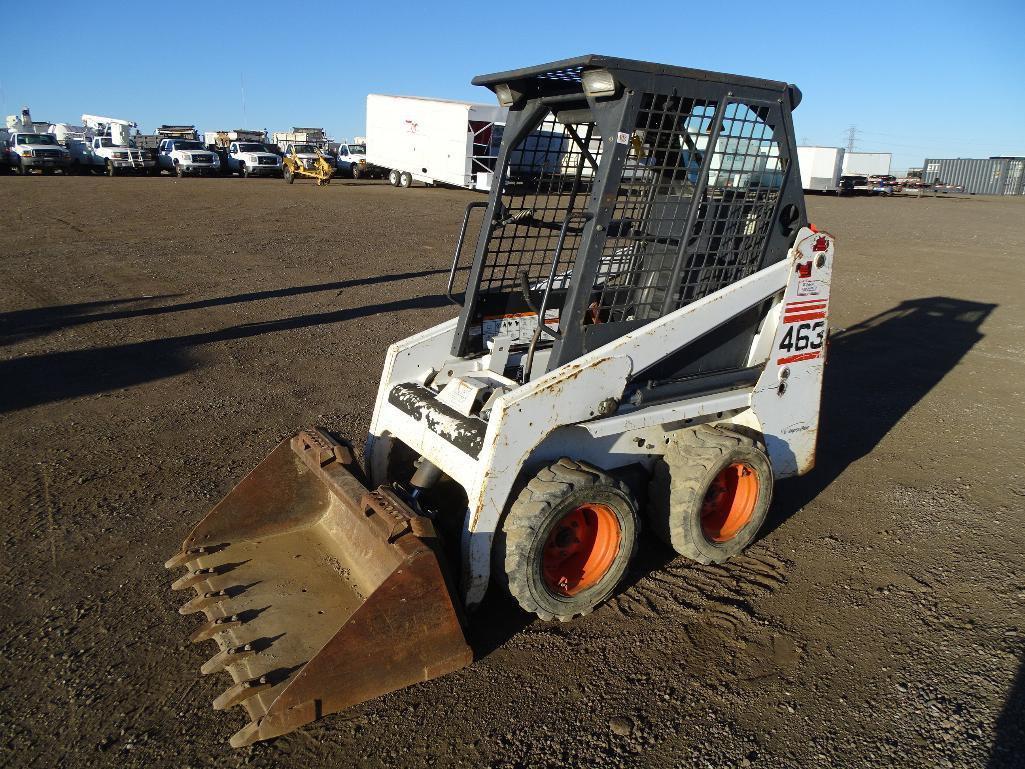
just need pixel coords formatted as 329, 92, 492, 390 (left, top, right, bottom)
777, 300, 828, 364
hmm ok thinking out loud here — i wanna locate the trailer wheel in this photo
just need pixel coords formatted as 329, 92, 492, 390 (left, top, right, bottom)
648, 424, 773, 564
496, 459, 639, 621
398, 171, 412, 188
388, 169, 400, 186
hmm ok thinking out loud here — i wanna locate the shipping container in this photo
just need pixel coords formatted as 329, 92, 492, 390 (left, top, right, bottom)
366, 94, 506, 190
842, 152, 891, 177
921, 157, 1025, 195
796, 146, 845, 192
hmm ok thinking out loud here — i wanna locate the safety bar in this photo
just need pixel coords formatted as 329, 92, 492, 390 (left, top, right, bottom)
446, 201, 489, 306
532, 211, 594, 341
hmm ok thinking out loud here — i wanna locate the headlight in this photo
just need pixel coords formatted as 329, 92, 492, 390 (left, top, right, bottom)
581, 68, 619, 98
114, 152, 128, 159
23, 150, 35, 157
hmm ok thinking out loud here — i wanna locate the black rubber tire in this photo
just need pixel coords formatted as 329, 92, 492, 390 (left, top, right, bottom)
351, 165, 362, 180
398, 171, 412, 188
239, 162, 248, 178
647, 424, 773, 565
175, 163, 184, 178
16, 159, 27, 176
496, 458, 640, 622
106, 160, 116, 177
284, 167, 294, 184
388, 168, 400, 186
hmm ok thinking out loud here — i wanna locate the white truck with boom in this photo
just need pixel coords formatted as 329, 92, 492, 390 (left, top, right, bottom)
63, 114, 155, 176
3, 108, 71, 175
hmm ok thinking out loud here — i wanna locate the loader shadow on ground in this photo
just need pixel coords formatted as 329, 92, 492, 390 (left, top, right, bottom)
766, 295, 996, 537
0, 268, 448, 346
990, 652, 1025, 768
0, 290, 455, 414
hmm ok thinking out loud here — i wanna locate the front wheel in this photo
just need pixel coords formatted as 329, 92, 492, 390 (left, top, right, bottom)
496, 459, 640, 621
175, 163, 184, 178
351, 165, 362, 180
107, 160, 117, 177
283, 167, 294, 184
240, 163, 249, 178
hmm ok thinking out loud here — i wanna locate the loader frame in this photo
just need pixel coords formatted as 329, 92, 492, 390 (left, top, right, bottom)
365, 56, 827, 609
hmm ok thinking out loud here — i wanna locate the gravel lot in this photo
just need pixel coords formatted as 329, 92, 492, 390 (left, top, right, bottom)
1, 176, 1023, 768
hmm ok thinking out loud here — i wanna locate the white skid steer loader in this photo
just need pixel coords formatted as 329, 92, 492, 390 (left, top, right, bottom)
167, 54, 834, 747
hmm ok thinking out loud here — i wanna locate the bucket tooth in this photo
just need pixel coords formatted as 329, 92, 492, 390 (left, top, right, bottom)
165, 547, 207, 570
201, 643, 257, 675
179, 589, 230, 615
190, 614, 243, 644
213, 676, 271, 711
229, 719, 265, 749
171, 567, 217, 591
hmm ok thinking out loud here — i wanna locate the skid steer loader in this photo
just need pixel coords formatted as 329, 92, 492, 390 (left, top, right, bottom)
168, 55, 834, 747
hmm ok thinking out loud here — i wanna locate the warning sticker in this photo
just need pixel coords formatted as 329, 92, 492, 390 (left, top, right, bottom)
477, 310, 559, 346
616, 131, 630, 145
797, 278, 821, 297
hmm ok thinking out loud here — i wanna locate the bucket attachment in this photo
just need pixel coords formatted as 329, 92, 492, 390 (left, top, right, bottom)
166, 429, 473, 747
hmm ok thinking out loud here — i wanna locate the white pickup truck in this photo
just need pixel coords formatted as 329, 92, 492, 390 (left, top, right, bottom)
157, 138, 221, 177
66, 135, 155, 176
4, 132, 71, 174
226, 141, 282, 178
335, 140, 383, 179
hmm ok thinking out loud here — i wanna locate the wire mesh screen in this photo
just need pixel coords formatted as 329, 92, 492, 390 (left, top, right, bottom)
477, 111, 603, 293
675, 101, 785, 308
592, 95, 719, 323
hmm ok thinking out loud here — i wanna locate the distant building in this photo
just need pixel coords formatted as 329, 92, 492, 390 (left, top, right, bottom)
921, 157, 1025, 195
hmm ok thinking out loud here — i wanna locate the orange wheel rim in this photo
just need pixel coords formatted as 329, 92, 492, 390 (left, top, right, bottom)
542, 503, 621, 596
701, 463, 759, 542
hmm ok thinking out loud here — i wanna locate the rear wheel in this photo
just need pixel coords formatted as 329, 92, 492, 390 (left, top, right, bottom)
647, 424, 772, 564
496, 459, 639, 621
398, 171, 412, 188
388, 168, 400, 186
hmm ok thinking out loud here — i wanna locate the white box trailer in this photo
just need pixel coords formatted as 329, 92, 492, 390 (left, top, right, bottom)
366, 94, 506, 190
842, 151, 891, 177
796, 146, 845, 192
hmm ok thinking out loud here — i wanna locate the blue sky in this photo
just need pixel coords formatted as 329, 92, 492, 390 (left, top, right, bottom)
2, 0, 1022, 174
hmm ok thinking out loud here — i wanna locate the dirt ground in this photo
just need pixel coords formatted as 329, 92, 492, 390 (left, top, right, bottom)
1, 176, 1023, 769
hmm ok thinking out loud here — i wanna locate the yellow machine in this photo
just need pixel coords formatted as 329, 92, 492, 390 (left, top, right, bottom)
281, 144, 334, 186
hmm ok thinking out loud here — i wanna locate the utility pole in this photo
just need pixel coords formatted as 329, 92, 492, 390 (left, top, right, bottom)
845, 125, 858, 153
